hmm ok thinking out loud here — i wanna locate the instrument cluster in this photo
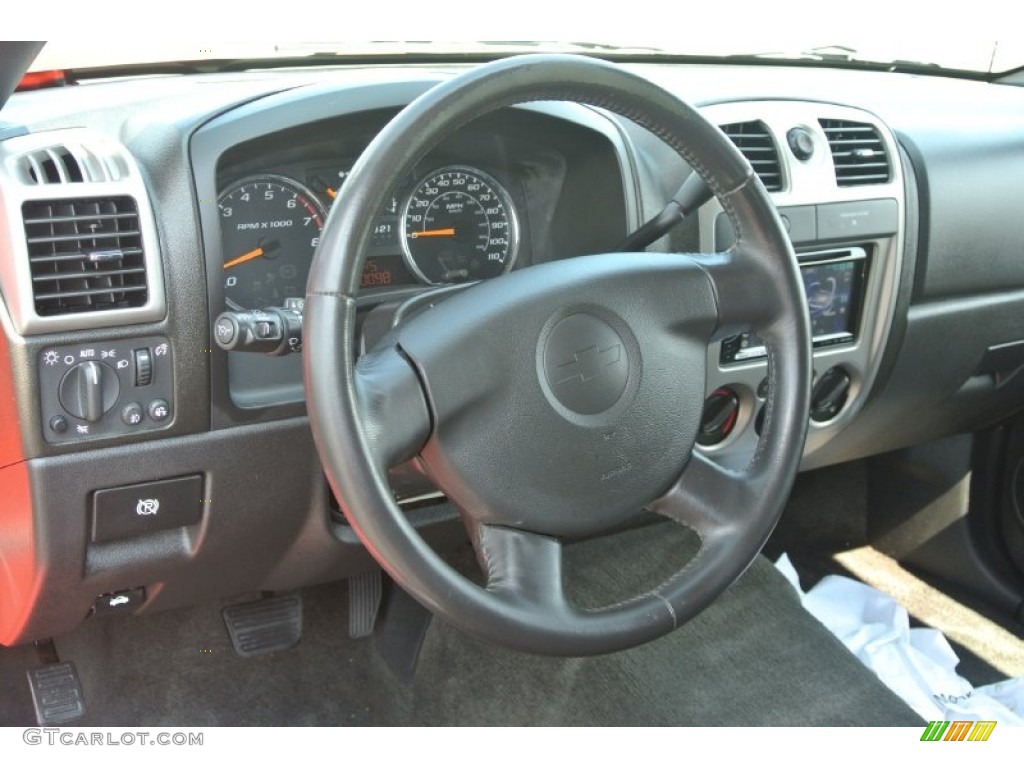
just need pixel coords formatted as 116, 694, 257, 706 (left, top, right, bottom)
217, 161, 520, 310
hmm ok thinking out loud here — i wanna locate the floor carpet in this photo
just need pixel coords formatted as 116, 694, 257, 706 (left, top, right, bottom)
0, 521, 921, 727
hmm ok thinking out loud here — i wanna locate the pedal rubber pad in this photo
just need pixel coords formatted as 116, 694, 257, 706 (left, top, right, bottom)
27, 662, 86, 725
348, 569, 382, 639
222, 593, 302, 657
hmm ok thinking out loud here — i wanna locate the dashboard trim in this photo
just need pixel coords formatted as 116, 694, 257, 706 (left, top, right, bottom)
694, 101, 906, 469
0, 128, 167, 335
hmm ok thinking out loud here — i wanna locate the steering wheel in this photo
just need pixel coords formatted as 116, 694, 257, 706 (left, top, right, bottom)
304, 55, 811, 656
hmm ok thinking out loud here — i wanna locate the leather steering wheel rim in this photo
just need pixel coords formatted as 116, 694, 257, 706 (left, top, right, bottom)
304, 54, 811, 656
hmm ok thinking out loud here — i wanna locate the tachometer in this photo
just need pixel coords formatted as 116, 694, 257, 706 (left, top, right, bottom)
218, 175, 325, 309
400, 166, 519, 284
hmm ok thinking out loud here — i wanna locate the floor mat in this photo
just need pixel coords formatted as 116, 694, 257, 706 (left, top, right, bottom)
410, 553, 920, 725
6, 522, 921, 726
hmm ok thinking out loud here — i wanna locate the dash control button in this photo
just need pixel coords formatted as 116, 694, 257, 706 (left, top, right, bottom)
148, 399, 170, 422
134, 348, 153, 386
92, 475, 203, 543
121, 402, 144, 426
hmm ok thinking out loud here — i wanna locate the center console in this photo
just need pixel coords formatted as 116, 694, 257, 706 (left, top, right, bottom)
694, 102, 906, 469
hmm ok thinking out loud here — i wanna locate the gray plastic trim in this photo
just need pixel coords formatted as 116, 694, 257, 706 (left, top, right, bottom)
0, 128, 167, 335
695, 101, 905, 469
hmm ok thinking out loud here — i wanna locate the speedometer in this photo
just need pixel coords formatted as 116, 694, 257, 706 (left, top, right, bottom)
400, 166, 519, 285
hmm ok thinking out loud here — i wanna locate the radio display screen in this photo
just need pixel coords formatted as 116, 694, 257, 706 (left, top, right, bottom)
720, 256, 866, 364
802, 259, 860, 340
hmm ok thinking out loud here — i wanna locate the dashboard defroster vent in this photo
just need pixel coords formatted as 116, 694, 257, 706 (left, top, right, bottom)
17, 143, 128, 185
720, 121, 783, 192
22, 147, 84, 184
819, 119, 891, 186
22, 196, 148, 316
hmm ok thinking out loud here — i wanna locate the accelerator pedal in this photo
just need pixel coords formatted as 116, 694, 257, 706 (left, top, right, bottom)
27, 662, 86, 725
348, 569, 383, 639
222, 593, 302, 657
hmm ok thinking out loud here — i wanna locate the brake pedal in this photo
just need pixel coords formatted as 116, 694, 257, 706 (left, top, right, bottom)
222, 593, 302, 657
348, 569, 382, 639
27, 662, 86, 725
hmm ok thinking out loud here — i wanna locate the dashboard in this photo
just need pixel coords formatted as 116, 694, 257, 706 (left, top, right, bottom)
203, 94, 908, 475
2, 60, 1024, 645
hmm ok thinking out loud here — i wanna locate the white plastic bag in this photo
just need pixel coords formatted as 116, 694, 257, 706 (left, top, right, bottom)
775, 554, 1023, 724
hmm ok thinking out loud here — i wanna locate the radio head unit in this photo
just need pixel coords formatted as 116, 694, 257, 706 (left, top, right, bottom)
720, 247, 868, 365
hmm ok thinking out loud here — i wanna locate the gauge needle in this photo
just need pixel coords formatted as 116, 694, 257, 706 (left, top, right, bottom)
223, 240, 279, 270
311, 175, 337, 200
223, 247, 264, 269
410, 228, 456, 239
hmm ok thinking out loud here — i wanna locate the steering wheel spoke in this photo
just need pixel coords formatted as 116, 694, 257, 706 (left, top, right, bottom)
648, 451, 764, 538
472, 525, 570, 613
688, 247, 780, 339
352, 345, 431, 468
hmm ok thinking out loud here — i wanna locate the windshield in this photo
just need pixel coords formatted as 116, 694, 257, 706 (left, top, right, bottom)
27, 40, 1024, 77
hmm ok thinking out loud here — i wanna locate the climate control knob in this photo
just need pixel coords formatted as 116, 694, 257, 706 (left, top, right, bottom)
59, 361, 120, 422
810, 366, 851, 423
698, 388, 740, 446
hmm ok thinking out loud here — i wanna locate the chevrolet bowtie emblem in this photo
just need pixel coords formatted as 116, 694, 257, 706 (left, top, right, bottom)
556, 343, 623, 385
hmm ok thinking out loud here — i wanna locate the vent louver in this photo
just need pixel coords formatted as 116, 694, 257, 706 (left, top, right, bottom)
22, 147, 85, 184
720, 121, 783, 191
17, 144, 127, 185
819, 119, 891, 186
22, 197, 148, 316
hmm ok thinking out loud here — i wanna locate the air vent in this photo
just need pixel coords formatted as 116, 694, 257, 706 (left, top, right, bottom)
720, 121, 783, 192
819, 119, 891, 186
21, 147, 85, 184
17, 144, 128, 186
22, 197, 148, 316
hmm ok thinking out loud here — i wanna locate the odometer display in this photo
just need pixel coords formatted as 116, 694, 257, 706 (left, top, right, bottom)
400, 166, 519, 285
360, 254, 414, 290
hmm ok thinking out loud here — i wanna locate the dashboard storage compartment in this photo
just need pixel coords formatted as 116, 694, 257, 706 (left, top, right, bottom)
91, 474, 203, 543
